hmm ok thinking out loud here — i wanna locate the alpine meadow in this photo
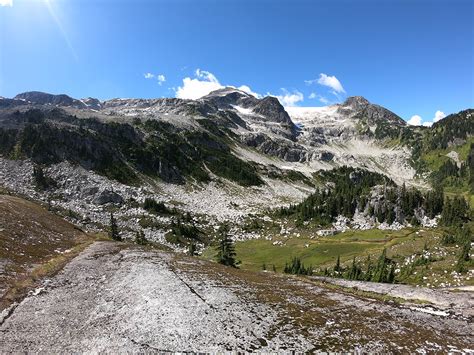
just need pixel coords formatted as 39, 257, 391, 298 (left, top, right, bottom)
0, 0, 473, 352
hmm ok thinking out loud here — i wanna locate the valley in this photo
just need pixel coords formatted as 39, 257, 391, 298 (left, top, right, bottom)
0, 89, 472, 351
1, 0, 472, 351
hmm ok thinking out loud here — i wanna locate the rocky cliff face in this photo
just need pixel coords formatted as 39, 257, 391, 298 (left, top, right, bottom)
341, 96, 406, 126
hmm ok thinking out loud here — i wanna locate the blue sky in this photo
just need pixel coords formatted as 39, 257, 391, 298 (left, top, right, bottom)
0, 0, 472, 126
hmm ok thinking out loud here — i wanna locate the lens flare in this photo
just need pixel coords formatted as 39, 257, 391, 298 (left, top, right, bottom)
44, 0, 78, 61
0, 0, 13, 7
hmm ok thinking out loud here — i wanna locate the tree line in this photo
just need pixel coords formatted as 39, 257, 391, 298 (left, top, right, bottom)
277, 166, 470, 228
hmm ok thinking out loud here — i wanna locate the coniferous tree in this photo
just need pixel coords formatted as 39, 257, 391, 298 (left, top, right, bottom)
410, 215, 420, 227
109, 212, 121, 241
334, 255, 341, 274
372, 248, 390, 283
386, 208, 396, 225
188, 242, 197, 256
215, 224, 239, 267
135, 229, 147, 245
283, 257, 312, 275
441, 196, 469, 226
455, 242, 470, 274
388, 263, 396, 283
364, 255, 374, 281
32, 165, 56, 190
460, 242, 471, 263
347, 257, 362, 280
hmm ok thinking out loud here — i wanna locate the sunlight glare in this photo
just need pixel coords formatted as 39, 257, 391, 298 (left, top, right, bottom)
0, 0, 13, 7
43, 0, 78, 61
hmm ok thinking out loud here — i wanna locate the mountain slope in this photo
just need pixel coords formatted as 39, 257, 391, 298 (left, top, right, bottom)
0, 89, 472, 247
0, 194, 91, 310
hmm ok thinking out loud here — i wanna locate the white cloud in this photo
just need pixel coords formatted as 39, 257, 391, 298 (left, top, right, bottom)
175, 69, 260, 100
0, 0, 12, 6
409, 110, 446, 127
145, 72, 166, 85
308, 92, 330, 105
319, 96, 329, 104
305, 73, 345, 102
175, 69, 223, 99
195, 69, 219, 83
157, 74, 166, 85
237, 85, 261, 98
318, 73, 345, 93
407, 115, 423, 126
433, 110, 446, 122
271, 89, 304, 107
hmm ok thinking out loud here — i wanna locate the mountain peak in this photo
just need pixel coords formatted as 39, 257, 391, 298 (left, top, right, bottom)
14, 91, 87, 108
338, 96, 406, 127
343, 96, 370, 107
202, 87, 251, 99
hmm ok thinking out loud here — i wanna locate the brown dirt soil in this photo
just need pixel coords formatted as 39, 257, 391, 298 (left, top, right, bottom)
0, 194, 93, 311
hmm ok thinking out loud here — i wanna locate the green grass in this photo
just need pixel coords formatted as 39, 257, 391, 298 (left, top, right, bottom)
420, 137, 473, 210
200, 227, 473, 288
421, 137, 474, 172
202, 228, 423, 273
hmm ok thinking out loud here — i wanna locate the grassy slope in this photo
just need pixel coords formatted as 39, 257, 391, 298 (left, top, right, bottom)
422, 137, 474, 171
0, 194, 99, 311
421, 136, 474, 201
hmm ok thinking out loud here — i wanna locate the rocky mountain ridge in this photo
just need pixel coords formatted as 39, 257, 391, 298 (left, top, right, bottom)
0, 88, 472, 247
2, 88, 420, 184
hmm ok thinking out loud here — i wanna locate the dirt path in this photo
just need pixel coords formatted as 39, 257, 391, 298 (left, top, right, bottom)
0, 241, 472, 352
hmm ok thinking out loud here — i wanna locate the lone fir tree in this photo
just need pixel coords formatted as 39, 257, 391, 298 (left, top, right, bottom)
135, 229, 147, 245
109, 212, 121, 241
215, 224, 239, 268
188, 242, 197, 256
334, 255, 341, 274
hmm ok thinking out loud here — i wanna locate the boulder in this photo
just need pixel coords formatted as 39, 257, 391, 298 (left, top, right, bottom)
92, 190, 124, 205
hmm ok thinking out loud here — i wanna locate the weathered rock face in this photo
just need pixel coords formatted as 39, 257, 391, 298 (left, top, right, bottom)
253, 97, 296, 126
92, 190, 124, 205
340, 96, 406, 127
202, 88, 298, 140
201, 87, 259, 110
14, 91, 88, 109
81, 97, 102, 110
241, 133, 307, 162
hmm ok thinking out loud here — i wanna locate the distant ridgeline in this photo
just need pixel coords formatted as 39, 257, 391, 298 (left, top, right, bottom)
277, 166, 471, 228
363, 108, 474, 194
0, 93, 472, 198
430, 146, 474, 194
0, 108, 263, 187
404, 109, 474, 193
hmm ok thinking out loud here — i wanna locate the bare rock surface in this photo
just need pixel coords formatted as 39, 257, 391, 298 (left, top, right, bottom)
1, 241, 472, 353
311, 276, 474, 318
